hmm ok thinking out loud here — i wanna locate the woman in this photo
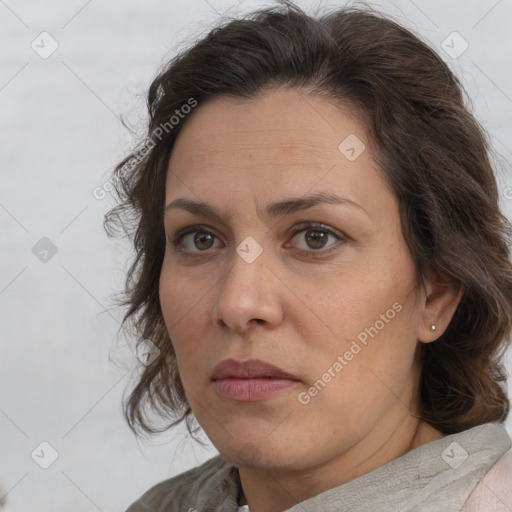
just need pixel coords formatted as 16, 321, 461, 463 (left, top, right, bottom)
105, 1, 512, 510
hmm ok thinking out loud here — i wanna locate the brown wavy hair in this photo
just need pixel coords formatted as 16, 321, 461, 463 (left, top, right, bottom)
105, 0, 512, 437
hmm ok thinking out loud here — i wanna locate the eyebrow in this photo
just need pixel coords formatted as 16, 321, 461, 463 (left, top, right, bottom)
164, 191, 368, 223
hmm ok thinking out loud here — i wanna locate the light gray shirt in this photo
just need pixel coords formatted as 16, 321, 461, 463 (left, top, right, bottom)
126, 422, 511, 511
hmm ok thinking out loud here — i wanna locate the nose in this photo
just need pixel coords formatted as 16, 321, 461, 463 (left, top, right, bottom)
211, 248, 284, 334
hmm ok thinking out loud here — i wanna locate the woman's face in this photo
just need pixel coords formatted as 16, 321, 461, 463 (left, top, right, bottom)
160, 87, 437, 470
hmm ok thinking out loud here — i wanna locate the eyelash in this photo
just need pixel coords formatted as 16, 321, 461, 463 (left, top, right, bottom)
170, 222, 346, 257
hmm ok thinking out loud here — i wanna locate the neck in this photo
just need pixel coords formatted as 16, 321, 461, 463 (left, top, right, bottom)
237, 416, 444, 512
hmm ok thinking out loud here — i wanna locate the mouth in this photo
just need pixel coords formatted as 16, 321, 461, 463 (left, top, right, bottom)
211, 358, 300, 402
211, 358, 298, 380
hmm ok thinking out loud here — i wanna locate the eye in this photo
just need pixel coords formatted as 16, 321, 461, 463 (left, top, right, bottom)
171, 225, 222, 253
288, 222, 345, 254
170, 222, 345, 256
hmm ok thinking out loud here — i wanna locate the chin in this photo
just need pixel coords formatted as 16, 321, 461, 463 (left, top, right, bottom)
215, 436, 306, 471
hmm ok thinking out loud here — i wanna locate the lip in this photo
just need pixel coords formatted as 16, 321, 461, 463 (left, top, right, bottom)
211, 358, 299, 402
211, 358, 298, 380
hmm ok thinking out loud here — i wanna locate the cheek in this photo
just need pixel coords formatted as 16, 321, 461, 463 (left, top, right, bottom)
301, 250, 418, 379
159, 264, 210, 375
159, 256, 210, 326
326, 298, 418, 407
304, 269, 400, 342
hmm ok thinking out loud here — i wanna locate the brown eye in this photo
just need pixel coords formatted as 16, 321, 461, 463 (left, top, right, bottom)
193, 232, 215, 250
172, 226, 221, 253
290, 223, 343, 253
304, 230, 329, 249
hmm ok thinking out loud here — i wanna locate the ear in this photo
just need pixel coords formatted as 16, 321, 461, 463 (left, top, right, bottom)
417, 270, 463, 343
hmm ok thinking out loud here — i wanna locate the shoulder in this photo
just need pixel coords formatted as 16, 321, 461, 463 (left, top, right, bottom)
125, 455, 236, 512
461, 448, 512, 511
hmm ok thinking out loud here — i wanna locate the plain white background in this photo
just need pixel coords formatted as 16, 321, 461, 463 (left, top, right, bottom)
1, 0, 512, 510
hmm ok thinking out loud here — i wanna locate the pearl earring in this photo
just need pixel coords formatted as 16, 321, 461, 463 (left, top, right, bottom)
430, 324, 436, 332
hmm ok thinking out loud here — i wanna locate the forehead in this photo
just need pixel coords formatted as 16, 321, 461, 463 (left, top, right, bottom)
165, 87, 390, 211
171, 88, 362, 159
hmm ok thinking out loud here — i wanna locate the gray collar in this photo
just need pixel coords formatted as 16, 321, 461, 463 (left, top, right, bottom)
207, 423, 511, 512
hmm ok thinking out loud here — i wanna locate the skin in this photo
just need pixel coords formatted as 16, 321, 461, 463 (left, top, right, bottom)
159, 87, 463, 512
